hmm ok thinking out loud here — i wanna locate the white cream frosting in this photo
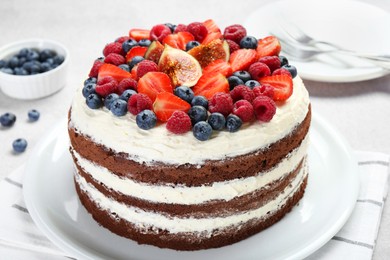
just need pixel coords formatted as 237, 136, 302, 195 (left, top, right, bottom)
75, 163, 307, 234
72, 135, 308, 204
69, 76, 310, 165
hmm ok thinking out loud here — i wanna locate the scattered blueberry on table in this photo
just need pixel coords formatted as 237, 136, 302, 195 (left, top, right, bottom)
28, 109, 40, 121
12, 138, 28, 153
0, 112, 17, 127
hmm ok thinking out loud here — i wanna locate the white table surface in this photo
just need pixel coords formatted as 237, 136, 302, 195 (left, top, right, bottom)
0, 0, 389, 259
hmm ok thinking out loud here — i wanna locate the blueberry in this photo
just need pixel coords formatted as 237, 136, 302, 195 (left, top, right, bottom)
136, 109, 157, 130
12, 138, 28, 153
282, 64, 297, 78
128, 56, 144, 70
122, 39, 138, 53
14, 67, 29, 75
228, 76, 244, 90
193, 121, 213, 141
118, 64, 130, 72
226, 114, 242, 132
120, 89, 137, 102
1, 67, 14, 74
40, 62, 51, 72
26, 50, 40, 61
53, 55, 65, 65
239, 36, 258, 49
110, 99, 128, 116
138, 39, 151, 47
28, 109, 40, 121
185, 41, 200, 51
39, 49, 55, 61
84, 77, 97, 86
17, 57, 26, 66
165, 23, 176, 33
82, 83, 96, 97
0, 112, 17, 127
104, 93, 120, 109
86, 93, 103, 109
245, 80, 260, 89
0, 60, 7, 69
30, 63, 41, 74
233, 70, 251, 82
46, 58, 54, 65
279, 55, 289, 67
191, 96, 208, 109
174, 86, 194, 103
17, 48, 30, 58
188, 106, 208, 125
22, 61, 34, 72
208, 112, 226, 130
9, 56, 19, 69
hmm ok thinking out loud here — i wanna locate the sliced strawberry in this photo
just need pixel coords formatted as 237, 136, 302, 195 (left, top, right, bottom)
259, 75, 293, 101
229, 49, 257, 72
129, 29, 151, 41
153, 92, 191, 122
256, 36, 281, 58
202, 31, 223, 45
98, 63, 133, 82
192, 73, 229, 100
162, 32, 194, 50
137, 72, 173, 102
203, 19, 221, 33
125, 46, 148, 62
202, 59, 232, 77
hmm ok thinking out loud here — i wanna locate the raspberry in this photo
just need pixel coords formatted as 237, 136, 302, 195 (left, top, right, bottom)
253, 84, 274, 99
136, 60, 158, 79
95, 76, 119, 97
174, 24, 188, 33
104, 53, 126, 66
115, 36, 131, 44
209, 92, 233, 117
226, 39, 240, 54
97, 75, 116, 85
223, 24, 247, 44
128, 93, 153, 115
166, 111, 192, 134
248, 62, 271, 81
118, 78, 138, 94
252, 95, 276, 122
258, 56, 281, 72
187, 22, 208, 42
88, 59, 104, 78
150, 24, 172, 42
230, 85, 255, 103
232, 100, 254, 122
272, 68, 292, 77
103, 42, 124, 57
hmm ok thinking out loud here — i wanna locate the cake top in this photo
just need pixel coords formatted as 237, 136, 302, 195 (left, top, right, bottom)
80, 20, 299, 141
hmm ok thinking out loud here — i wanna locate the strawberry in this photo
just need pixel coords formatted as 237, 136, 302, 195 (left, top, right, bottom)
98, 63, 133, 82
259, 75, 293, 101
229, 49, 257, 72
129, 29, 151, 41
192, 73, 229, 100
202, 59, 232, 77
202, 31, 223, 45
256, 36, 281, 58
125, 46, 148, 62
203, 19, 221, 33
163, 32, 194, 50
153, 92, 191, 122
137, 72, 173, 102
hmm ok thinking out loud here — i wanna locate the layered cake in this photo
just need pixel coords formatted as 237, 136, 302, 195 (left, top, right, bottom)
68, 20, 311, 250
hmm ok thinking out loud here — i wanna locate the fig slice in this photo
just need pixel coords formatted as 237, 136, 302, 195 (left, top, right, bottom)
145, 41, 164, 64
187, 39, 230, 68
158, 45, 202, 87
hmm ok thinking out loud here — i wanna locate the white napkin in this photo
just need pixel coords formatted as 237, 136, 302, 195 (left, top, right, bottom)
0, 151, 389, 260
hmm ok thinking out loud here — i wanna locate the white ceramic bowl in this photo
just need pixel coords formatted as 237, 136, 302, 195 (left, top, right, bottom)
0, 39, 69, 100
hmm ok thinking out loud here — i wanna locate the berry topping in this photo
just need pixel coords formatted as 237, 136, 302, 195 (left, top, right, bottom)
229, 48, 257, 72
188, 39, 229, 68
128, 56, 145, 70
174, 24, 188, 33
163, 32, 195, 50
104, 93, 119, 109
120, 89, 137, 102
272, 68, 291, 77
225, 39, 240, 54
153, 92, 191, 122
115, 36, 130, 44
174, 86, 195, 103
118, 64, 130, 72
98, 63, 133, 82
88, 58, 104, 78
110, 98, 128, 116
203, 59, 232, 77
122, 39, 139, 54
193, 121, 213, 141
259, 75, 293, 101
166, 111, 192, 134
202, 31, 223, 45
240, 36, 258, 49
136, 109, 157, 130
208, 112, 226, 130
227, 75, 244, 90
82, 82, 96, 97
225, 114, 242, 132
230, 85, 255, 102
144, 41, 164, 64
188, 105, 208, 125
104, 53, 126, 66
248, 62, 271, 80
103, 42, 124, 57
279, 55, 289, 67
232, 70, 251, 82
223, 24, 247, 44
129, 29, 151, 41
165, 23, 176, 33
137, 71, 173, 102
256, 36, 281, 58
245, 80, 260, 89
192, 73, 229, 99
150, 24, 172, 42
187, 22, 208, 43
128, 93, 153, 115
125, 46, 148, 63
208, 92, 233, 117
191, 95, 208, 109
95, 76, 118, 97
253, 84, 275, 99
232, 100, 254, 122
203, 19, 221, 33
185, 41, 201, 51
282, 64, 297, 78
136, 60, 158, 79
0, 112, 16, 127
258, 56, 281, 72
117, 77, 138, 93
252, 95, 277, 122
12, 138, 27, 153
86, 93, 104, 109
138, 39, 152, 47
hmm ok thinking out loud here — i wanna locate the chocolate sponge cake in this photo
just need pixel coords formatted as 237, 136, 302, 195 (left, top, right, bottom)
68, 20, 311, 250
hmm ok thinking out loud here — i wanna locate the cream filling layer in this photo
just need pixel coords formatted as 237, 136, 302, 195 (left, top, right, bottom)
72, 135, 308, 204
75, 163, 307, 234
69, 76, 310, 165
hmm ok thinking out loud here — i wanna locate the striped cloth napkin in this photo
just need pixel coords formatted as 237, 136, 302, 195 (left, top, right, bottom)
0, 151, 389, 260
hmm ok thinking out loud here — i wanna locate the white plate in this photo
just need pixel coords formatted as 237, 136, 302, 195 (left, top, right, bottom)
244, 0, 390, 82
23, 113, 359, 260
